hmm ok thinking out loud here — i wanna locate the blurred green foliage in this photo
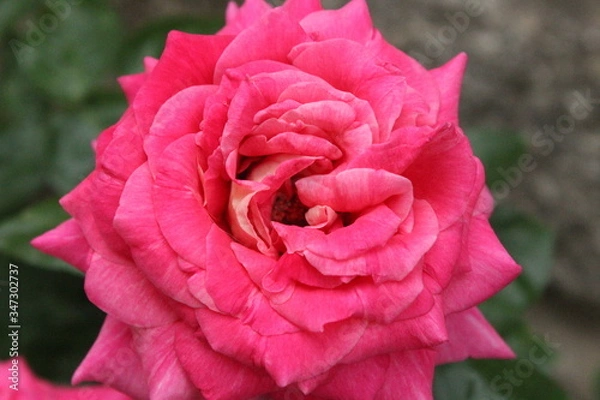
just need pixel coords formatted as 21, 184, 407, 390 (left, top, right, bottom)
0, 0, 566, 398
0, 0, 222, 385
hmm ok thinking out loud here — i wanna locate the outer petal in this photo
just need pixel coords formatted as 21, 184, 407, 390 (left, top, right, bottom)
117, 57, 157, 105
215, 8, 309, 83
31, 218, 93, 272
403, 123, 477, 230
311, 350, 436, 400
0, 358, 133, 400
340, 296, 446, 364
114, 163, 199, 307
73, 317, 148, 399
268, 262, 426, 331
175, 322, 277, 400
280, 0, 323, 19
84, 254, 177, 328
196, 310, 368, 387
435, 307, 515, 364
133, 31, 233, 134
429, 53, 468, 124
366, 33, 440, 126
300, 0, 373, 44
442, 216, 522, 314
59, 172, 130, 265
61, 110, 145, 266
220, 0, 272, 35
132, 325, 199, 400
153, 134, 214, 268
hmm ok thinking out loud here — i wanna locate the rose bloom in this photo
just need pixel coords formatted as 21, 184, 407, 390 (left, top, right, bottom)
0, 358, 131, 400
33, 0, 521, 399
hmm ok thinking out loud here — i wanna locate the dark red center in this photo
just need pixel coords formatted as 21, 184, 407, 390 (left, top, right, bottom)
271, 192, 309, 226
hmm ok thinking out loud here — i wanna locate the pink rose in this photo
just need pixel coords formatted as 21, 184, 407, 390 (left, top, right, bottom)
0, 358, 131, 400
33, 0, 521, 398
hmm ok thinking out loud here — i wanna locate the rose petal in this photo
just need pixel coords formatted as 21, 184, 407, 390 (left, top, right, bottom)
280, 0, 323, 19
442, 216, 522, 314
276, 204, 402, 262
84, 254, 177, 328
269, 261, 425, 331
175, 322, 277, 400
145, 84, 217, 173
220, 0, 272, 35
132, 324, 198, 400
134, 31, 232, 134
429, 52, 468, 124
366, 34, 440, 126
403, 123, 477, 229
312, 350, 436, 400
347, 125, 435, 174
60, 171, 131, 266
296, 168, 413, 214
73, 317, 148, 399
240, 131, 342, 160
339, 293, 446, 366
31, 218, 93, 272
154, 134, 215, 267
435, 307, 515, 364
215, 8, 309, 83
289, 39, 406, 141
300, 0, 373, 44
196, 310, 367, 387
114, 164, 199, 307
278, 201, 437, 282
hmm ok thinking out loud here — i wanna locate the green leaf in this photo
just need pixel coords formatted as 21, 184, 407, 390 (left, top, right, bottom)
469, 356, 567, 400
0, 198, 76, 274
0, 74, 49, 217
466, 129, 528, 198
434, 362, 506, 400
47, 97, 125, 195
17, 1, 124, 104
434, 324, 566, 400
0, 0, 38, 41
118, 16, 224, 74
0, 259, 104, 383
479, 207, 555, 330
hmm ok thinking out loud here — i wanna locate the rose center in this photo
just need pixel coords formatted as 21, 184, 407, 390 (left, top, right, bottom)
271, 191, 309, 226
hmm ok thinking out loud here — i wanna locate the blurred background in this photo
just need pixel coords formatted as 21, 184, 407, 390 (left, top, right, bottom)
0, 0, 598, 399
